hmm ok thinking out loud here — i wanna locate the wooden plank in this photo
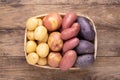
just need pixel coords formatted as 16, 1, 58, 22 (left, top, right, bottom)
68, 0, 120, 5
97, 30, 120, 57
0, 5, 120, 30
20, 0, 69, 5
0, 30, 24, 56
0, 0, 120, 5
0, 56, 120, 80
0, 0, 68, 5
0, 29, 120, 57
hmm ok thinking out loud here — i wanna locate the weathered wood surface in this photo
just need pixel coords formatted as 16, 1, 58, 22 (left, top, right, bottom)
0, 0, 120, 5
0, 5, 120, 30
0, 0, 120, 80
0, 56, 120, 80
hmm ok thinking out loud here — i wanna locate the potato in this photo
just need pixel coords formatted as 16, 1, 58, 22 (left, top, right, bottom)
42, 33, 48, 42
48, 32, 63, 51
75, 54, 94, 68
34, 26, 47, 41
43, 13, 62, 31
26, 41, 37, 53
38, 33, 48, 44
77, 16, 95, 41
26, 52, 39, 65
75, 40, 94, 54
37, 57, 47, 66
37, 18, 43, 26
63, 37, 79, 53
60, 50, 77, 71
62, 12, 77, 30
36, 43, 49, 58
48, 52, 62, 68
26, 17, 39, 31
61, 23, 80, 40
27, 31, 34, 40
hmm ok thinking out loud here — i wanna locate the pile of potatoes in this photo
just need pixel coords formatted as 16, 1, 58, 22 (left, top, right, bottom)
25, 12, 95, 71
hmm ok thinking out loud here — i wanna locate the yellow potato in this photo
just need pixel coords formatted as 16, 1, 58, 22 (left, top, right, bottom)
36, 43, 49, 58
37, 57, 47, 66
37, 18, 43, 26
26, 17, 39, 31
38, 33, 48, 44
26, 41, 37, 53
43, 33, 48, 42
26, 52, 39, 65
27, 31, 34, 40
34, 26, 47, 41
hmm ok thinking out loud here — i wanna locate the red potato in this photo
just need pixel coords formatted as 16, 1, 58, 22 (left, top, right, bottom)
48, 52, 62, 68
48, 32, 63, 51
43, 13, 62, 31
63, 37, 80, 53
60, 50, 77, 71
62, 12, 77, 30
61, 23, 80, 40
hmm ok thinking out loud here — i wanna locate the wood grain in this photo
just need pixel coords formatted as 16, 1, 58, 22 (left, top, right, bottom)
97, 30, 120, 57
0, 5, 120, 30
0, 1, 120, 80
0, 30, 24, 56
0, 29, 120, 57
0, 56, 120, 80
0, 0, 120, 5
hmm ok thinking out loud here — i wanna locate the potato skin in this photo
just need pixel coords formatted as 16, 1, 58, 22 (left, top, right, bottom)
37, 33, 48, 44
27, 31, 35, 40
36, 43, 49, 58
75, 40, 94, 54
26, 52, 39, 65
63, 37, 79, 53
43, 13, 62, 31
48, 32, 63, 51
37, 18, 43, 26
26, 41, 37, 53
38, 57, 47, 66
75, 54, 94, 68
26, 17, 39, 31
77, 16, 95, 41
48, 52, 62, 68
34, 26, 47, 41
62, 12, 77, 30
61, 23, 80, 40
60, 50, 77, 71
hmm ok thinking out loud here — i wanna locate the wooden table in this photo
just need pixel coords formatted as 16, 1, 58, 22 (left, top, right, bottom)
0, 0, 120, 80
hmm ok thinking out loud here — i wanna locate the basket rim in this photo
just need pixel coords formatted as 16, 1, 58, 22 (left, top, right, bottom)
24, 13, 97, 70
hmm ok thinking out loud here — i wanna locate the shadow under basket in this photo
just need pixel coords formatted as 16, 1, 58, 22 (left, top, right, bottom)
24, 13, 97, 70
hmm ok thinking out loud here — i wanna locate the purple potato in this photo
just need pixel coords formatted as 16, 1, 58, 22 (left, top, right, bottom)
75, 54, 94, 68
75, 40, 94, 54
77, 16, 95, 41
